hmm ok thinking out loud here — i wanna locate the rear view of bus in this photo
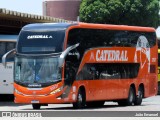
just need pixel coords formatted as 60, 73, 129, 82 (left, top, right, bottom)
0, 35, 17, 95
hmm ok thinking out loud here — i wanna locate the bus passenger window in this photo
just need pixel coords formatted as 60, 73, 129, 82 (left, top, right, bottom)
0, 42, 6, 58
89, 67, 97, 80
100, 70, 111, 79
7, 42, 16, 61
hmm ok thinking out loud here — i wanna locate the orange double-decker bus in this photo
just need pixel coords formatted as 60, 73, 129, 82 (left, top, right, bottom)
3, 23, 158, 109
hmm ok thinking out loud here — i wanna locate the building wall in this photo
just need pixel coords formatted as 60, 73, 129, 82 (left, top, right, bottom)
43, 0, 81, 21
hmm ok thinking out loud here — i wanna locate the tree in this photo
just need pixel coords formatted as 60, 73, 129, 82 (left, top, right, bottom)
79, 0, 159, 27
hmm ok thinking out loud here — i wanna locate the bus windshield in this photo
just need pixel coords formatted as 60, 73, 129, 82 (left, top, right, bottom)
14, 56, 61, 87
17, 29, 65, 54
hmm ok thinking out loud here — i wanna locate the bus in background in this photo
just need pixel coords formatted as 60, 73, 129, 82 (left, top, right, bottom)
0, 35, 17, 95
3, 23, 157, 109
158, 48, 160, 94
156, 28, 160, 95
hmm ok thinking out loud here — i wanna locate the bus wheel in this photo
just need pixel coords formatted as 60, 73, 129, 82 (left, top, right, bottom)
32, 104, 41, 109
126, 87, 135, 106
73, 89, 86, 109
118, 87, 135, 106
134, 87, 143, 105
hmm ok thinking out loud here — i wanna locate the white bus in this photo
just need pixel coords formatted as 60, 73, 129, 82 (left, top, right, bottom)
0, 35, 17, 94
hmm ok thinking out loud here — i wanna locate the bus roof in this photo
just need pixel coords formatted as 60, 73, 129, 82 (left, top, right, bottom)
21, 22, 155, 33
77, 22, 155, 32
22, 23, 74, 31
0, 35, 18, 41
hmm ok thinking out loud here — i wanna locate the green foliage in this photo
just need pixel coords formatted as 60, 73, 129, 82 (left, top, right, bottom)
79, 0, 159, 27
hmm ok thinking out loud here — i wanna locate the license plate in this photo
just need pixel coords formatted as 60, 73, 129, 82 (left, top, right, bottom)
31, 100, 39, 103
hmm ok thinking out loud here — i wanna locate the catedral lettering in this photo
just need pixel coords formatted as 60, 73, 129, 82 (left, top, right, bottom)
2, 23, 158, 110
27, 35, 53, 39
96, 50, 128, 62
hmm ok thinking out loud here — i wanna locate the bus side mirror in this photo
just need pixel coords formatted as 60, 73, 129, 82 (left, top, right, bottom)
2, 49, 16, 67
59, 43, 79, 67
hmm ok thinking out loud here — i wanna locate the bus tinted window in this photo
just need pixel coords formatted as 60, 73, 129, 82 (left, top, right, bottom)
77, 63, 140, 80
0, 42, 6, 58
17, 30, 65, 54
7, 42, 16, 61
68, 28, 156, 56
7, 42, 15, 51
0, 42, 16, 62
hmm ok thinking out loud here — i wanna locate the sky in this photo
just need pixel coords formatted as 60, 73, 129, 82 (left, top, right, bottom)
0, 0, 44, 15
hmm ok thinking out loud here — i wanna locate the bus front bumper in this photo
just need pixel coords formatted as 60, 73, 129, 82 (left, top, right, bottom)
14, 92, 74, 104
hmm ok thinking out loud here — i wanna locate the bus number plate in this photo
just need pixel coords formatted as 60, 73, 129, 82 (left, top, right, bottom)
31, 100, 39, 103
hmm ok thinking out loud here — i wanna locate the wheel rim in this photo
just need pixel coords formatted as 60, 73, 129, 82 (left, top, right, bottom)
129, 91, 134, 103
137, 91, 140, 97
137, 91, 142, 99
129, 88, 135, 104
78, 92, 83, 104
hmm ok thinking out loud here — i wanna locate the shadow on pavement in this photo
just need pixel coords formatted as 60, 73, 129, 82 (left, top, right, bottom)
0, 94, 28, 107
0, 102, 27, 107
22, 103, 143, 110
0, 94, 14, 102
21, 100, 148, 110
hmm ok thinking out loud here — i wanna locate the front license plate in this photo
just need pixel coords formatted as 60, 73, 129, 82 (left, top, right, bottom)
31, 100, 39, 103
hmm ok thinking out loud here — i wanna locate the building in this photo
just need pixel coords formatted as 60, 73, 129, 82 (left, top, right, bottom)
0, 8, 69, 34
43, 0, 81, 21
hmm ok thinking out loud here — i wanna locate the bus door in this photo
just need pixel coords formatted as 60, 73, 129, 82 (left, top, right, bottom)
63, 48, 80, 98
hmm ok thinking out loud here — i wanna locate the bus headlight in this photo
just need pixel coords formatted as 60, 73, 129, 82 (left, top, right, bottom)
50, 87, 63, 94
15, 89, 23, 95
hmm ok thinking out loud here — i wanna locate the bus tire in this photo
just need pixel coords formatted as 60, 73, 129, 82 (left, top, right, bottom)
73, 88, 86, 109
126, 87, 135, 106
134, 87, 143, 105
118, 87, 135, 106
32, 104, 41, 109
